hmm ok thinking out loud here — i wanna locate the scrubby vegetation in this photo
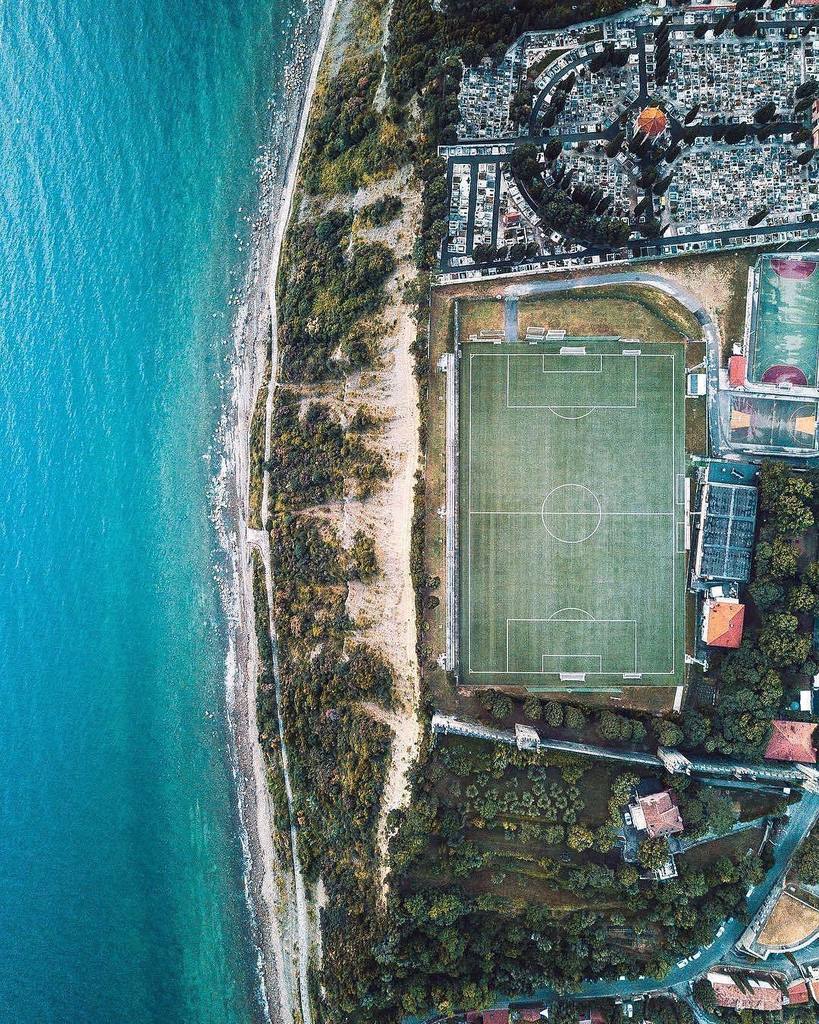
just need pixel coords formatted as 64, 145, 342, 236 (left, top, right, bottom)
278, 212, 395, 381
359, 194, 404, 227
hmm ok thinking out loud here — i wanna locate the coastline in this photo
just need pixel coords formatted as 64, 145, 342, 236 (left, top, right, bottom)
216, 0, 339, 1019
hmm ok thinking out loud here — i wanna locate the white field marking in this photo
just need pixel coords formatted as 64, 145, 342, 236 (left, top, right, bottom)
548, 606, 595, 620
468, 510, 673, 516
540, 353, 603, 374
466, 348, 680, 680
541, 484, 602, 544
547, 406, 596, 420
505, 351, 638, 411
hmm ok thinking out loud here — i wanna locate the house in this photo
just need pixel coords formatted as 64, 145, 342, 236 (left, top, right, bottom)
702, 596, 745, 648
707, 972, 783, 1011
764, 720, 818, 764
466, 1012, 509, 1024
629, 790, 684, 838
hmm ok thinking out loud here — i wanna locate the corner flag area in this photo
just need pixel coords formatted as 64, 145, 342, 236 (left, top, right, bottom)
458, 340, 686, 693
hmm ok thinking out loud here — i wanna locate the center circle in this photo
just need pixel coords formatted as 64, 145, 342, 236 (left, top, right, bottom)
541, 484, 602, 544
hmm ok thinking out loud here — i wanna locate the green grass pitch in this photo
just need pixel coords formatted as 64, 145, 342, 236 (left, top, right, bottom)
457, 340, 686, 693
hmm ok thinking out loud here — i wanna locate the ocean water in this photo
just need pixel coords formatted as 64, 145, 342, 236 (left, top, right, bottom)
0, 1, 302, 1020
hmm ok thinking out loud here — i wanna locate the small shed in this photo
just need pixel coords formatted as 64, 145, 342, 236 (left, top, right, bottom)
729, 354, 747, 387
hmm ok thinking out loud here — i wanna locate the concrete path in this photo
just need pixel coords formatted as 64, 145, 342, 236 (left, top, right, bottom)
504, 296, 519, 341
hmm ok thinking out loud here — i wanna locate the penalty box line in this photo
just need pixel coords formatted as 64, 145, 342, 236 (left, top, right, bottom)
506, 351, 638, 411
504, 617, 638, 675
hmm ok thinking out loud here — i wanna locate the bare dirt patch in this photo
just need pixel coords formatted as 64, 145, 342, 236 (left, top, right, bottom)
758, 890, 819, 949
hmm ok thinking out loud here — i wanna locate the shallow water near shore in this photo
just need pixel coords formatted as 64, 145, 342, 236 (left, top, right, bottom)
0, 1, 302, 1020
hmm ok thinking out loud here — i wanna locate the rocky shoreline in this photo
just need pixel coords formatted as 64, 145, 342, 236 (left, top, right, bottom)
214, 1, 336, 1019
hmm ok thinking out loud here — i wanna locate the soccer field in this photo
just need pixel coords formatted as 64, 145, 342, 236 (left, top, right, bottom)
457, 340, 686, 693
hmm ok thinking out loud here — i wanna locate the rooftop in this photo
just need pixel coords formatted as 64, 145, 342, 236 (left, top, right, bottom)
765, 720, 817, 764
787, 981, 810, 1005
703, 599, 745, 649
635, 105, 667, 137
729, 355, 747, 388
708, 972, 783, 1012
631, 790, 683, 838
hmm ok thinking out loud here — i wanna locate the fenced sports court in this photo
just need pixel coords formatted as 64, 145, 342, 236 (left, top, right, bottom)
725, 393, 819, 455
458, 339, 686, 693
747, 254, 819, 388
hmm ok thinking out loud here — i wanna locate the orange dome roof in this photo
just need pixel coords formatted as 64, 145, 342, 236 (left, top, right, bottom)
635, 106, 668, 137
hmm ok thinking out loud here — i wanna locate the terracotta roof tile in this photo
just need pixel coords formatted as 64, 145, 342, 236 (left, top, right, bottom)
705, 601, 745, 648
765, 720, 817, 764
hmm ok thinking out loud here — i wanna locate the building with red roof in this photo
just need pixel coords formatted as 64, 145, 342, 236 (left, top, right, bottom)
764, 720, 818, 764
708, 972, 783, 1011
629, 790, 684, 838
786, 981, 810, 1005
729, 354, 747, 387
702, 597, 745, 648
577, 1011, 606, 1024
635, 106, 668, 138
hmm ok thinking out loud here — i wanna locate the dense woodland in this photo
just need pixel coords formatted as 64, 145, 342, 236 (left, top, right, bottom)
370, 736, 768, 1018
693, 462, 819, 759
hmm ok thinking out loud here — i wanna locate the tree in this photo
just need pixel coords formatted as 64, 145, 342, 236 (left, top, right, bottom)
755, 536, 798, 581
598, 711, 625, 740
523, 696, 542, 721
796, 828, 819, 882
567, 824, 594, 852
657, 719, 684, 747
805, 561, 819, 592
565, 705, 587, 730
754, 100, 776, 123
788, 583, 816, 614
759, 612, 812, 667
682, 708, 711, 747
544, 136, 563, 161
748, 578, 785, 612
769, 476, 814, 537
472, 243, 495, 264
543, 701, 564, 728
694, 978, 718, 1013
702, 790, 737, 835
639, 837, 670, 872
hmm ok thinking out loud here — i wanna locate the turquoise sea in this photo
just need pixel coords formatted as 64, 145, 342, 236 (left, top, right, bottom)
0, 1, 303, 1020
